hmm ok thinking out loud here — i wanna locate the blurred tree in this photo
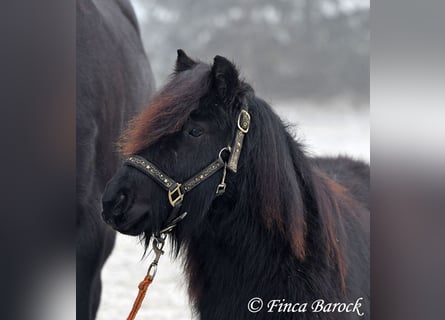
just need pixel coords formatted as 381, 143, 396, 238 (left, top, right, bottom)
133, 0, 369, 104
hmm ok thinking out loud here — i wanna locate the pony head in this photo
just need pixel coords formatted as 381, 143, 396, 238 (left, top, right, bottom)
101, 50, 250, 241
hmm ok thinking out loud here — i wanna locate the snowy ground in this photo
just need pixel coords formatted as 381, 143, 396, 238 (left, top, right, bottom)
96, 101, 369, 320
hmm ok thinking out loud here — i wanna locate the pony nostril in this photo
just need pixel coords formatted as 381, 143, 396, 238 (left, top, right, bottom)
102, 190, 129, 217
112, 193, 128, 215
114, 193, 126, 208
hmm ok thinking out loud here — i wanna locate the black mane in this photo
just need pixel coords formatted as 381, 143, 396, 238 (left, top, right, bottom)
179, 96, 369, 319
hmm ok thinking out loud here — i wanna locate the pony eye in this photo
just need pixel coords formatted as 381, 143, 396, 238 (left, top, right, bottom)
189, 127, 203, 137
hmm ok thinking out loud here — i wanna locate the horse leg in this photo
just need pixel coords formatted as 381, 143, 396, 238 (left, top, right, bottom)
90, 271, 102, 320
76, 252, 96, 320
77, 209, 115, 320
91, 229, 115, 319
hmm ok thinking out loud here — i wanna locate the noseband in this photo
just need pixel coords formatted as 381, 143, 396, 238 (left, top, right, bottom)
124, 103, 251, 234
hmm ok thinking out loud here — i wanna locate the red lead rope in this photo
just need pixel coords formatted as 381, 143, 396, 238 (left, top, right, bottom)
126, 274, 153, 320
126, 234, 166, 320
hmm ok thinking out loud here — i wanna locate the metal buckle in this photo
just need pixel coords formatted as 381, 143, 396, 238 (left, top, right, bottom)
168, 183, 184, 207
237, 109, 251, 134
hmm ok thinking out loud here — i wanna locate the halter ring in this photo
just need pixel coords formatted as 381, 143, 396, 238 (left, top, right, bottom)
218, 146, 232, 163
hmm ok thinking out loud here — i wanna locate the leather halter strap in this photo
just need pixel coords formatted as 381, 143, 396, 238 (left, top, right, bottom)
125, 155, 226, 207
228, 107, 250, 172
124, 104, 250, 233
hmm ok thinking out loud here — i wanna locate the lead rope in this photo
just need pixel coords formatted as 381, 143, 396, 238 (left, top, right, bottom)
126, 233, 166, 320
125, 161, 229, 320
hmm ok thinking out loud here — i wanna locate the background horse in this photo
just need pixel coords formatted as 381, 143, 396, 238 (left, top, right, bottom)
102, 50, 369, 319
77, 0, 154, 319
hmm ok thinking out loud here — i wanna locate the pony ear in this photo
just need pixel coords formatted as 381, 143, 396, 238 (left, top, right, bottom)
175, 49, 196, 73
211, 55, 239, 104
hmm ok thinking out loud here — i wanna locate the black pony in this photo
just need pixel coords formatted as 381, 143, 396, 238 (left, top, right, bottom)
77, 0, 154, 319
102, 50, 369, 319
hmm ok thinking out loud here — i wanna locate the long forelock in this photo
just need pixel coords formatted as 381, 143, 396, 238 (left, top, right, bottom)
119, 63, 211, 156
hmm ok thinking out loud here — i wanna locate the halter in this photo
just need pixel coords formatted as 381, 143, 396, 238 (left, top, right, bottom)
123, 103, 251, 320
124, 103, 251, 234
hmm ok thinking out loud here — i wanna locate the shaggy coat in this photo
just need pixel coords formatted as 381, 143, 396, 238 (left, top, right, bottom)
102, 50, 369, 320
